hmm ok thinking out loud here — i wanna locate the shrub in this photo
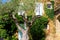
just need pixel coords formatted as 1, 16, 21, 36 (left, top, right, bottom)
30, 16, 48, 40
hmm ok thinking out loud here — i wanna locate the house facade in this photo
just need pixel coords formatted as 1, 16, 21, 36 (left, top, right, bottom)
45, 0, 60, 40
16, 0, 60, 40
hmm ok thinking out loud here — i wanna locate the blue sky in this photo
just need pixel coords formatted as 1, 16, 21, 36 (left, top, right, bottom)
2, 0, 7, 3
1, 0, 11, 3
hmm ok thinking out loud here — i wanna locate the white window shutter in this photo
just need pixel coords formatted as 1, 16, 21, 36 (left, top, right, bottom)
35, 3, 44, 16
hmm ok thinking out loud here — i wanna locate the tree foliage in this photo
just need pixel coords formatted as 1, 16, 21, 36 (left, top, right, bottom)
0, 0, 35, 40
18, 0, 35, 11
0, 0, 19, 39
30, 16, 48, 40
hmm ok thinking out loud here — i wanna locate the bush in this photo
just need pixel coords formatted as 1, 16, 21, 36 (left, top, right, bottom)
30, 16, 48, 40
0, 29, 7, 38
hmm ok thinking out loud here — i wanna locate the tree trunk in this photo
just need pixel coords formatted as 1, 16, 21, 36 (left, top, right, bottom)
12, 14, 29, 40
16, 23, 29, 40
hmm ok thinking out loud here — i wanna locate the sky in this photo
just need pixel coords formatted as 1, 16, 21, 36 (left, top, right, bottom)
1, 0, 11, 4
2, 0, 7, 3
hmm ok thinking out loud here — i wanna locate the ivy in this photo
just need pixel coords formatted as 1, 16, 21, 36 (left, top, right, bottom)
44, 1, 54, 20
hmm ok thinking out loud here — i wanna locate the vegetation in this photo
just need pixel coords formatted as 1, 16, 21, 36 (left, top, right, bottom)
0, 17, 17, 40
30, 16, 48, 40
0, 0, 50, 40
0, 0, 19, 40
44, 1, 54, 20
0, 0, 35, 40
15, 13, 24, 23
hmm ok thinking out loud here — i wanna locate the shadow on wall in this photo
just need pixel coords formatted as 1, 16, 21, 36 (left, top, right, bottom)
57, 15, 60, 22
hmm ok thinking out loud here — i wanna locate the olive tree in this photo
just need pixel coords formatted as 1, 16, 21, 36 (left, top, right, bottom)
0, 0, 35, 40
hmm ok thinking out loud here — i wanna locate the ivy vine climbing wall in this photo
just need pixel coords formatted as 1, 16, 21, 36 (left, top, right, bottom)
44, 1, 54, 20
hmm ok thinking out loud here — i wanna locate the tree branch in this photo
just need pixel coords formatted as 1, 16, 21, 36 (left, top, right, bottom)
23, 17, 28, 23
12, 14, 25, 32
16, 22, 25, 32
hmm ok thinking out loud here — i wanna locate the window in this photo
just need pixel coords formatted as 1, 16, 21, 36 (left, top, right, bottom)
47, 4, 51, 8
47, 2, 52, 9
35, 3, 44, 16
47, 24, 49, 30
